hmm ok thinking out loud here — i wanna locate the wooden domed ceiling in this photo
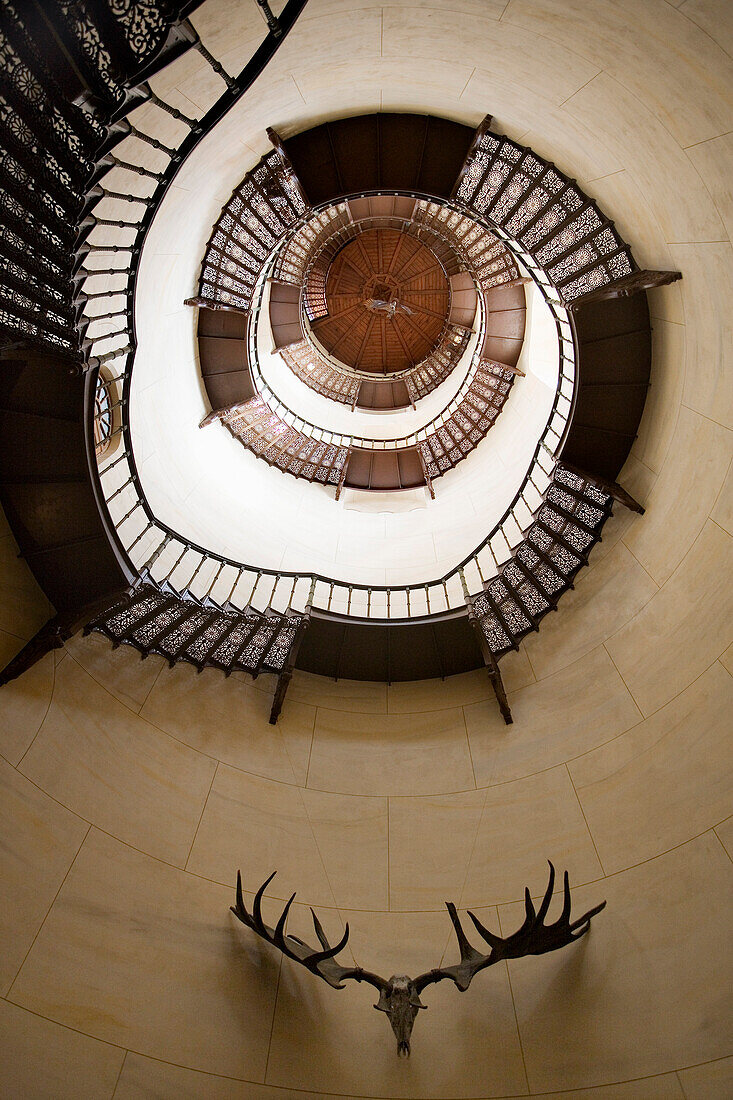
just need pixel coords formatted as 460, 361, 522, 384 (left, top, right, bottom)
311, 228, 449, 373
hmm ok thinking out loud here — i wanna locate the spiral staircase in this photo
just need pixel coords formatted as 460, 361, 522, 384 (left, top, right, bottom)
0, 0, 681, 726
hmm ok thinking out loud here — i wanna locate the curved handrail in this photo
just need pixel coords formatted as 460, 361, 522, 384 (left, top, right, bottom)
77, 86, 645, 622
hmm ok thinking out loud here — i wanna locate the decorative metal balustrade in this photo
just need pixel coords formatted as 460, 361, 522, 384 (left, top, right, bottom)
411, 199, 519, 290
276, 322, 472, 410
454, 123, 635, 302
273, 201, 352, 309
203, 188, 518, 412
81, 100, 581, 630
218, 352, 516, 495
199, 147, 307, 313
278, 341, 362, 406
220, 395, 351, 488
404, 325, 472, 401
418, 360, 516, 479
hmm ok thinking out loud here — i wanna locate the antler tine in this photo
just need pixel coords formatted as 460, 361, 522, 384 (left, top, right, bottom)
536, 861, 556, 923
232, 870, 373, 992
570, 899, 607, 937
465, 908, 502, 951
310, 907, 331, 952
253, 870, 278, 930
445, 901, 486, 963
231, 869, 248, 923
274, 892, 297, 950
297, 908, 351, 968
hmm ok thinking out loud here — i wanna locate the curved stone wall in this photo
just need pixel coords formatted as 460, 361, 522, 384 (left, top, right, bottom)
1, 0, 732, 1097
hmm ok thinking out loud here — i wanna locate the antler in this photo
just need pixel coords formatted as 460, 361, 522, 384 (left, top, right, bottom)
231, 870, 389, 994
414, 862, 606, 994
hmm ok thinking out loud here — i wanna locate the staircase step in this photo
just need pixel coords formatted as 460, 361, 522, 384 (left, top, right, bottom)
130, 602, 194, 652
486, 577, 535, 641
234, 610, 282, 675
261, 612, 304, 673
527, 525, 583, 579
516, 541, 568, 593
501, 559, 553, 618
184, 613, 238, 667
545, 485, 609, 531
210, 612, 267, 675
155, 607, 212, 664
93, 589, 172, 640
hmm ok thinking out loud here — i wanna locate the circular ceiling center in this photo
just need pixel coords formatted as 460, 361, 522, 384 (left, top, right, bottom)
313, 228, 449, 374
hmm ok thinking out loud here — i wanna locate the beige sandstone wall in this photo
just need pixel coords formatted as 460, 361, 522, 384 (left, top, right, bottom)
1, 0, 732, 1096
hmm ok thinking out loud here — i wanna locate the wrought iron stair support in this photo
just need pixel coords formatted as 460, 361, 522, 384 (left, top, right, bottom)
462, 586, 513, 725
